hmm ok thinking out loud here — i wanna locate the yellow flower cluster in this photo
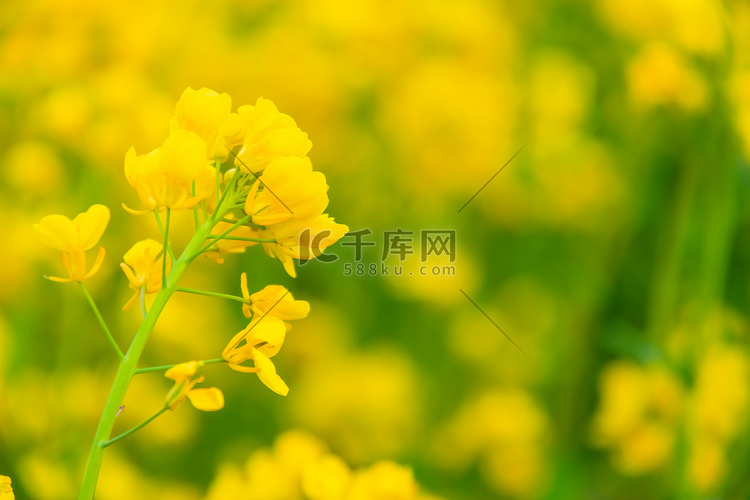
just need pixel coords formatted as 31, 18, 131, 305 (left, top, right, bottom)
207, 430, 441, 500
127, 86, 347, 276
591, 361, 683, 475
688, 346, 750, 491
0, 476, 13, 500
30, 87, 349, 500
432, 389, 550, 497
591, 346, 750, 492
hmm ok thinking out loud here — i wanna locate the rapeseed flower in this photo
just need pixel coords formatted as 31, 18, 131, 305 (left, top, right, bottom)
0, 476, 13, 500
164, 361, 224, 411
120, 239, 170, 310
244, 156, 329, 226
262, 215, 349, 277
34, 204, 110, 282
171, 87, 244, 160
626, 43, 708, 112
239, 273, 310, 322
124, 129, 215, 212
347, 461, 419, 500
234, 97, 312, 173
222, 316, 289, 396
591, 361, 684, 475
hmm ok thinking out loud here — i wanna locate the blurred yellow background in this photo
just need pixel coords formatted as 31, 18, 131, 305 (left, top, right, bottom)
2, 0, 750, 499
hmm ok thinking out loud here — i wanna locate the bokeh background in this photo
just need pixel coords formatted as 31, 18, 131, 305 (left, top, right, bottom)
2, 0, 750, 499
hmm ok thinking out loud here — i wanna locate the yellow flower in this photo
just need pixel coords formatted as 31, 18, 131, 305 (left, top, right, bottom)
120, 239, 171, 310
34, 204, 110, 282
591, 361, 684, 475
688, 437, 726, 492
234, 97, 312, 173
124, 130, 214, 212
244, 156, 329, 227
222, 316, 289, 396
626, 43, 708, 112
347, 461, 418, 500
262, 215, 349, 278
170, 87, 244, 160
239, 273, 310, 322
302, 454, 351, 500
0, 476, 13, 500
164, 361, 224, 411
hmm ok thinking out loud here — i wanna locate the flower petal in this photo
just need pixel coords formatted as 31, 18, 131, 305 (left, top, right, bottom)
187, 387, 225, 411
84, 246, 106, 280
165, 361, 199, 381
74, 204, 110, 251
34, 214, 75, 252
253, 348, 289, 396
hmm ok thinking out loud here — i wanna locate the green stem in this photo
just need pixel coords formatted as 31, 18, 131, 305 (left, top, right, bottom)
154, 211, 176, 261
191, 181, 201, 230
134, 358, 226, 375
215, 158, 221, 205
224, 203, 246, 211
100, 406, 168, 448
196, 214, 251, 257
140, 287, 147, 320
162, 208, 171, 288
208, 235, 275, 243
213, 165, 243, 222
77, 215, 217, 500
79, 282, 124, 361
176, 286, 250, 304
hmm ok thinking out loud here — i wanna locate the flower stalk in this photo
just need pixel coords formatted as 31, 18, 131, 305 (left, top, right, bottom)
79, 282, 124, 361
33, 87, 348, 500
77, 210, 218, 500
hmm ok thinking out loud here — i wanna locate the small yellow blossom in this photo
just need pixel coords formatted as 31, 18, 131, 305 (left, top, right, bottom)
0, 476, 13, 500
688, 436, 726, 492
244, 156, 329, 226
347, 461, 419, 500
34, 204, 110, 282
170, 87, 244, 160
591, 361, 684, 475
692, 346, 750, 442
120, 239, 171, 310
124, 130, 215, 212
239, 273, 310, 322
222, 316, 289, 396
301, 454, 351, 500
262, 215, 349, 277
627, 43, 708, 112
164, 361, 224, 411
234, 97, 312, 173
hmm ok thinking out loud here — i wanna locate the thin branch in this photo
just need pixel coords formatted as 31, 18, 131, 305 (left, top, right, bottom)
195, 214, 251, 257
79, 282, 125, 361
100, 406, 168, 448
154, 211, 176, 261
162, 208, 171, 288
134, 358, 226, 375
176, 286, 250, 304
